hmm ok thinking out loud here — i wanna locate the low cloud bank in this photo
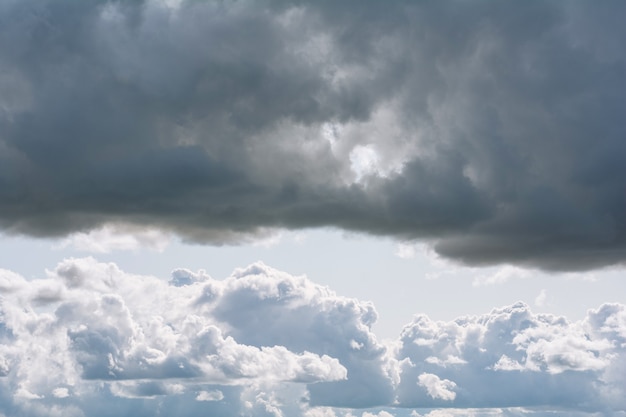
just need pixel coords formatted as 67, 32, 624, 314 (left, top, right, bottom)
1, 259, 625, 416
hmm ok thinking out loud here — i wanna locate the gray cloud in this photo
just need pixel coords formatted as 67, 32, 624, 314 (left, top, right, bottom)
1, 0, 625, 270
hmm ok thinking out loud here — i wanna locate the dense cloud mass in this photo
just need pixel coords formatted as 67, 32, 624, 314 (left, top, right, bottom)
0, 0, 624, 270
0, 259, 625, 416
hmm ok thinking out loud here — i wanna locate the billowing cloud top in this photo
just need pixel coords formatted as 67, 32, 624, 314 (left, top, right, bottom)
1, 258, 626, 416
1, 0, 625, 270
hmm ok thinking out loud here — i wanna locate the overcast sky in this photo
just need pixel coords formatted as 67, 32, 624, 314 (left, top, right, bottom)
1, 1, 625, 416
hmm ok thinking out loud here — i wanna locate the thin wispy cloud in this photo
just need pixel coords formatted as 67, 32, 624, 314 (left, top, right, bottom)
55, 224, 172, 253
472, 265, 530, 287
534, 289, 548, 307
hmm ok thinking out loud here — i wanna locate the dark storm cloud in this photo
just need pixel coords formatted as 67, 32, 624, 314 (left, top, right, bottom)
0, 0, 625, 270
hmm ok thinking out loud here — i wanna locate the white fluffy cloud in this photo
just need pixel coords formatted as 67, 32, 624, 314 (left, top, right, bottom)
395, 302, 626, 412
0, 259, 625, 416
417, 373, 457, 401
0, 258, 380, 416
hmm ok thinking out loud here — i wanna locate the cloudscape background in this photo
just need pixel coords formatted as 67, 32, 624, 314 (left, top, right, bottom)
0, 0, 625, 416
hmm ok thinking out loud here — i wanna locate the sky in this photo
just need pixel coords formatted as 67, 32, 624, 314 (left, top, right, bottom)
0, 1, 625, 416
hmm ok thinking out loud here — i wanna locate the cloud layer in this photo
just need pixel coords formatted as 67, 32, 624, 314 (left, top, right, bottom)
0, 258, 625, 416
0, 0, 624, 270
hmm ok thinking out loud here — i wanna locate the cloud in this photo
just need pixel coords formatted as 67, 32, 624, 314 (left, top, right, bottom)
0, 1, 624, 271
55, 224, 171, 253
1, 258, 626, 416
363, 412, 394, 417
394, 302, 626, 411
417, 373, 457, 401
196, 389, 224, 402
52, 388, 70, 399
472, 266, 530, 287
210, 262, 395, 407
395, 243, 418, 260
534, 290, 548, 307
0, 258, 387, 416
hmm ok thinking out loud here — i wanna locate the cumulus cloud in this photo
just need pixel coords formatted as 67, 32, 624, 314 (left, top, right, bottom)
0, 1, 624, 270
363, 412, 394, 417
0, 258, 388, 416
0, 259, 626, 416
417, 373, 457, 401
394, 302, 626, 412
